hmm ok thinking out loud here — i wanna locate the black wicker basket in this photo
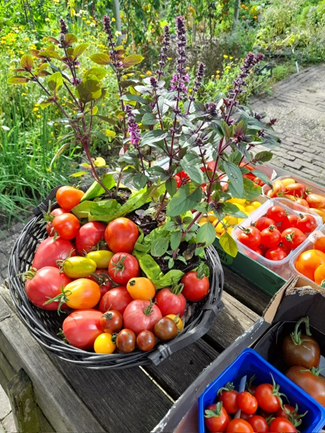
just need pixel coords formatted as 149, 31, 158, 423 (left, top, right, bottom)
8, 191, 224, 369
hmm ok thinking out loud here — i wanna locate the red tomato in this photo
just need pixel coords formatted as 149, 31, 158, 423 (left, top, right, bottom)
218, 390, 239, 414
237, 226, 261, 250
265, 246, 288, 261
205, 403, 230, 432
62, 309, 103, 350
32, 237, 75, 270
154, 317, 178, 341
253, 247, 263, 255
105, 217, 139, 253
99, 286, 132, 314
285, 183, 306, 198
281, 227, 307, 250
181, 271, 210, 302
123, 300, 162, 335
52, 213, 80, 240
269, 417, 297, 433
108, 252, 140, 285
174, 175, 181, 188
226, 418, 253, 432
297, 214, 317, 234
116, 329, 136, 353
88, 269, 114, 298
248, 415, 269, 432
136, 330, 156, 352
260, 225, 281, 249
99, 310, 123, 333
255, 383, 281, 413
266, 205, 287, 223
56, 185, 84, 211
254, 216, 276, 232
276, 404, 296, 419
281, 214, 300, 231
25, 266, 71, 310
46, 208, 66, 236
237, 391, 258, 415
75, 221, 107, 254
155, 288, 186, 317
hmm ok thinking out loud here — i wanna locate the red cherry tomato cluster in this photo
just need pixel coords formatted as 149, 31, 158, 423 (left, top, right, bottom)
204, 376, 303, 432
237, 205, 318, 261
25, 186, 211, 355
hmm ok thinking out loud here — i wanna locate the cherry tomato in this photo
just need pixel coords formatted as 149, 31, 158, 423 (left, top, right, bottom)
32, 237, 75, 270
237, 226, 261, 250
265, 245, 288, 261
260, 225, 281, 249
62, 256, 97, 278
155, 288, 186, 317
218, 389, 239, 414
281, 227, 307, 250
136, 330, 156, 352
297, 214, 317, 234
126, 277, 156, 300
105, 217, 139, 253
295, 249, 325, 280
56, 185, 84, 211
24, 266, 71, 310
255, 383, 281, 413
248, 415, 269, 432
63, 278, 101, 310
254, 216, 276, 232
226, 418, 253, 432
266, 205, 287, 223
204, 402, 230, 432
108, 252, 140, 285
99, 286, 132, 314
269, 417, 297, 433
181, 271, 210, 302
46, 207, 66, 236
94, 333, 116, 354
123, 300, 162, 335
314, 264, 325, 286
286, 366, 325, 406
154, 317, 178, 341
166, 314, 184, 331
280, 214, 300, 231
313, 237, 325, 253
99, 310, 123, 333
62, 309, 103, 350
237, 391, 258, 415
116, 329, 136, 353
52, 213, 80, 240
75, 221, 107, 254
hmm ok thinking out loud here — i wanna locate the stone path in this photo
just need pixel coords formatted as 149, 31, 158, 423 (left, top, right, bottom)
1, 64, 325, 433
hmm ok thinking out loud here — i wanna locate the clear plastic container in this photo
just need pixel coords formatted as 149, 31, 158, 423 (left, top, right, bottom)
262, 175, 325, 202
232, 198, 323, 279
289, 226, 325, 286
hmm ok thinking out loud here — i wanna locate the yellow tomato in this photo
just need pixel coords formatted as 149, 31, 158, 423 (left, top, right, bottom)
207, 211, 217, 222
94, 333, 116, 354
281, 178, 296, 187
223, 216, 238, 226
250, 201, 262, 209
244, 205, 256, 215
215, 221, 224, 235
233, 203, 246, 212
127, 277, 156, 300
227, 197, 246, 205
63, 256, 97, 278
87, 250, 114, 269
166, 314, 184, 331
198, 217, 209, 226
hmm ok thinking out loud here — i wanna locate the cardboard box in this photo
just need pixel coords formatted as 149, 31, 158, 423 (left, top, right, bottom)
153, 276, 325, 433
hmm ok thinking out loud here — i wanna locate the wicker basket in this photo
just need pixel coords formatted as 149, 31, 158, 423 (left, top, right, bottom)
8, 192, 224, 369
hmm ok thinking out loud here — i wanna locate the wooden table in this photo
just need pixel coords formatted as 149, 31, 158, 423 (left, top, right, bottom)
0, 267, 271, 433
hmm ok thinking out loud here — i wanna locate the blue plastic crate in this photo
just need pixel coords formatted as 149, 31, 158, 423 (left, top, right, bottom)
198, 348, 325, 433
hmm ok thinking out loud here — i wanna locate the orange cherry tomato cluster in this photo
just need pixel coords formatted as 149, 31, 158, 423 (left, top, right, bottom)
295, 236, 325, 286
237, 204, 318, 261
25, 185, 211, 355
264, 178, 325, 222
204, 376, 301, 432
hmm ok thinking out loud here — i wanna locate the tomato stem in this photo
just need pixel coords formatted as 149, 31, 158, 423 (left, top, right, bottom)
43, 285, 72, 315
204, 402, 223, 418
291, 316, 312, 345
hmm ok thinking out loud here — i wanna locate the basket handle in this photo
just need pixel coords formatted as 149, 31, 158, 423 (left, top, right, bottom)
33, 185, 63, 217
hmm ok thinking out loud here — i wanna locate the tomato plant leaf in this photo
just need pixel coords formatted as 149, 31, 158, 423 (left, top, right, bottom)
89, 53, 111, 65
156, 270, 184, 289
223, 161, 244, 198
196, 222, 216, 246
71, 199, 121, 222
219, 231, 238, 258
167, 183, 202, 217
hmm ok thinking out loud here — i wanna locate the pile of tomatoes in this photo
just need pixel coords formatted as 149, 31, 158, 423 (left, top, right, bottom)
236, 204, 318, 261
264, 177, 325, 223
295, 236, 325, 286
24, 185, 211, 355
204, 375, 302, 432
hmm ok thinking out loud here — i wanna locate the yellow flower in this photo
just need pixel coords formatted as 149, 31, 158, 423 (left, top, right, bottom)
226, 65, 231, 70
167, 57, 172, 61
230, 56, 233, 60
146, 70, 152, 76
216, 70, 220, 73
223, 54, 228, 59
36, 114, 42, 118
111, 17, 116, 22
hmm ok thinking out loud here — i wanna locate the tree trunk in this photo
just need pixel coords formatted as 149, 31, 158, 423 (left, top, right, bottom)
112, 0, 122, 46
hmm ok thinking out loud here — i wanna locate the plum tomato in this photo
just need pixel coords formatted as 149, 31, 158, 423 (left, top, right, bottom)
155, 288, 186, 317
62, 256, 97, 279
254, 216, 276, 232
62, 309, 103, 350
136, 330, 156, 352
56, 185, 84, 211
116, 329, 136, 353
126, 277, 156, 300
265, 246, 288, 261
237, 226, 261, 250
99, 310, 123, 334
123, 300, 162, 335
286, 365, 325, 407
87, 250, 114, 269
75, 221, 107, 254
93, 333, 116, 354
61, 278, 101, 310
52, 213, 80, 240
181, 271, 210, 302
108, 252, 140, 285
297, 214, 317, 234
204, 402, 230, 432
260, 225, 281, 249
32, 237, 75, 270
154, 317, 178, 341
295, 249, 325, 280
99, 286, 132, 314
104, 217, 139, 253
281, 227, 307, 250
266, 205, 287, 223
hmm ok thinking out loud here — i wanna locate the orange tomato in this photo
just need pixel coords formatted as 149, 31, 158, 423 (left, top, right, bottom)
310, 208, 325, 223
314, 237, 325, 253
314, 264, 325, 287
306, 194, 325, 209
126, 277, 156, 300
94, 333, 116, 354
296, 250, 325, 281
295, 198, 309, 208
56, 186, 84, 211
64, 278, 101, 309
